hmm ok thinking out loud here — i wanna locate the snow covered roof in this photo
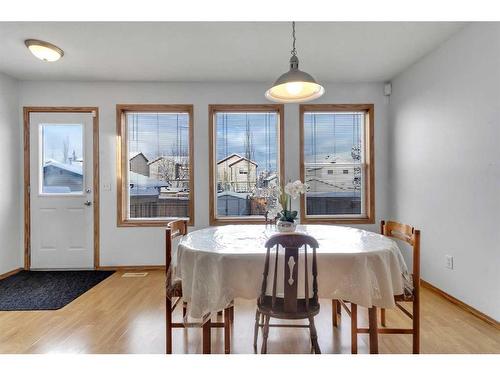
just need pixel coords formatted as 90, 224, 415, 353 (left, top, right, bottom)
44, 160, 83, 175
217, 191, 250, 199
217, 153, 258, 167
263, 174, 277, 182
130, 187, 159, 197
228, 156, 258, 167
148, 155, 189, 165
129, 171, 168, 188
129, 152, 149, 162
217, 153, 242, 164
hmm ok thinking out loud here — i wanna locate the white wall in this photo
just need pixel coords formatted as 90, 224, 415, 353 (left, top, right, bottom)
389, 23, 500, 320
19, 81, 389, 267
0, 72, 22, 275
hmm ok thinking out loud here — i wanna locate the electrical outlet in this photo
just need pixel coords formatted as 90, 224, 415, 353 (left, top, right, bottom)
103, 183, 111, 191
445, 255, 454, 270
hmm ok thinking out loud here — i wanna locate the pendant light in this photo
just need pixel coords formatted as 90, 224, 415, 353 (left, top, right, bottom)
265, 22, 324, 103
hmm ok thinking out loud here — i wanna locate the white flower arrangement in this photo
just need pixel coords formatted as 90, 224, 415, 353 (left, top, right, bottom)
266, 180, 308, 223
284, 179, 307, 199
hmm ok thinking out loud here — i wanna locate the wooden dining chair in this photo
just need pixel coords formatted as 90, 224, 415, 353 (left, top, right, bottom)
254, 233, 321, 354
332, 220, 421, 354
165, 219, 232, 354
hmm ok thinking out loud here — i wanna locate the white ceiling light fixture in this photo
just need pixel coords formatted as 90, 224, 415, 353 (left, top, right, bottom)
25, 39, 64, 62
265, 22, 324, 103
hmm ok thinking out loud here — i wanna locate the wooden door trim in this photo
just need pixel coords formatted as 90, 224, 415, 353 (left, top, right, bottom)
23, 106, 100, 270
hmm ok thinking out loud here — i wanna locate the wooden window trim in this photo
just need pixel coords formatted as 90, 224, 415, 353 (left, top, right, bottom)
299, 104, 375, 224
208, 104, 285, 226
116, 104, 194, 227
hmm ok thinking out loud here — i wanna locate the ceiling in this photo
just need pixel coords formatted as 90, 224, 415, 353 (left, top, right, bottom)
0, 22, 466, 82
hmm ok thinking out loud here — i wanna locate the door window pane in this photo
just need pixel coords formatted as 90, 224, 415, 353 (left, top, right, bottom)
41, 124, 84, 194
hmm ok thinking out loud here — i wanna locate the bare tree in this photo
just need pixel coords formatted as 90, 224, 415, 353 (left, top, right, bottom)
244, 119, 255, 161
62, 136, 69, 163
244, 119, 255, 191
169, 143, 188, 157
156, 158, 173, 184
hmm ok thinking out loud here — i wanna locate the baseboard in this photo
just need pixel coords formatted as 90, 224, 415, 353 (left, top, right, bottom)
421, 279, 499, 330
97, 265, 166, 271
0, 267, 23, 280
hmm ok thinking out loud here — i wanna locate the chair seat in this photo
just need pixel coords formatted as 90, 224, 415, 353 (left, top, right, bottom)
166, 279, 183, 298
257, 296, 320, 319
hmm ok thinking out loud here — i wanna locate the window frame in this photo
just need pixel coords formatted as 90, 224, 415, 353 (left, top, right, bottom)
116, 104, 194, 227
299, 104, 375, 224
208, 104, 285, 226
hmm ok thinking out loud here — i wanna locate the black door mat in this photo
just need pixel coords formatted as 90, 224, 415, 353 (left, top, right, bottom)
0, 270, 114, 311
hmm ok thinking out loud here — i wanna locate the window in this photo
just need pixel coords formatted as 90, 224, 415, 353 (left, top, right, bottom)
300, 104, 374, 223
40, 123, 84, 194
209, 105, 284, 225
117, 105, 194, 226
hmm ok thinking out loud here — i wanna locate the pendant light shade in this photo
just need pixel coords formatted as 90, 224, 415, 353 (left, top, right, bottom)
265, 22, 324, 103
265, 55, 325, 103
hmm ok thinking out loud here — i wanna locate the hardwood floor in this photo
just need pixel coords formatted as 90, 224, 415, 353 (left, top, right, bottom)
0, 270, 498, 354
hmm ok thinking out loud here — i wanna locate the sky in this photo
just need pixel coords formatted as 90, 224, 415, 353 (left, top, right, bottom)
127, 113, 189, 161
214, 111, 365, 175
42, 124, 83, 164
304, 112, 364, 164
216, 112, 278, 173
124, 111, 364, 177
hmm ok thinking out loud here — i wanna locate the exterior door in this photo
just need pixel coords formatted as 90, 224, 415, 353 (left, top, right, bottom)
29, 112, 94, 269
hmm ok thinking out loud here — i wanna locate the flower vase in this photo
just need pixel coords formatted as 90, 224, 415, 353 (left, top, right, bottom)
276, 219, 297, 233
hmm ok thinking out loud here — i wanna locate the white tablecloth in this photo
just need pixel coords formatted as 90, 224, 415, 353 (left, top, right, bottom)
177, 224, 409, 319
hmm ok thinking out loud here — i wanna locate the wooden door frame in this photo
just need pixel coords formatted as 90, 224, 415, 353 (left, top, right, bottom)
23, 107, 100, 270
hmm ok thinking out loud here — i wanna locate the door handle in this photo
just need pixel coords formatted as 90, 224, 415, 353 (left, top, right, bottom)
84, 201, 92, 206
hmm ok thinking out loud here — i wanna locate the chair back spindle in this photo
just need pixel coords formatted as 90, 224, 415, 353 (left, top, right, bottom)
304, 245, 309, 310
271, 245, 279, 309
312, 245, 318, 301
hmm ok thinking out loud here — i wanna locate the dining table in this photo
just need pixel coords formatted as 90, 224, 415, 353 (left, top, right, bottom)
175, 224, 410, 353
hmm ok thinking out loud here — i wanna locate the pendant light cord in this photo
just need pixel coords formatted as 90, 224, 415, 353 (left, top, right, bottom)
291, 21, 297, 56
